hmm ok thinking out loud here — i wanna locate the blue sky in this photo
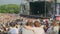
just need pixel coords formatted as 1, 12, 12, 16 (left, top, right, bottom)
0, 0, 21, 5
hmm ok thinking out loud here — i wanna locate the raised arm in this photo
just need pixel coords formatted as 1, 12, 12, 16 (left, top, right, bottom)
23, 26, 33, 31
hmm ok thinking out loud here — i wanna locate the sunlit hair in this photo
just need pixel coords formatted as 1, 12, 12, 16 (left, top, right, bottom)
26, 21, 33, 26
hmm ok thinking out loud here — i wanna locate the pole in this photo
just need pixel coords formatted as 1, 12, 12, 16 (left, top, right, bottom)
55, 0, 57, 14
44, 0, 46, 17
54, 0, 57, 18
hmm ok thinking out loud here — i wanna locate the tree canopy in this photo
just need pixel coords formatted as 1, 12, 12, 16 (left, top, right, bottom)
0, 4, 20, 14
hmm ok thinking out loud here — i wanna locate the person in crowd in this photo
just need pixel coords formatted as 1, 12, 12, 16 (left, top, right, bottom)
8, 22, 19, 34
15, 19, 21, 30
24, 21, 45, 34
2, 25, 7, 34
4, 23, 9, 34
16, 22, 21, 30
46, 21, 59, 34
15, 20, 21, 34
52, 22, 59, 34
22, 19, 34, 34
44, 20, 49, 32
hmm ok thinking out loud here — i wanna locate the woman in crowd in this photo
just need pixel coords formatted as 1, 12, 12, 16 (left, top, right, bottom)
24, 21, 45, 34
22, 19, 34, 34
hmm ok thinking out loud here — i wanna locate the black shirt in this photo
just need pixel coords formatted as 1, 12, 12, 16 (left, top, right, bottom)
59, 29, 60, 34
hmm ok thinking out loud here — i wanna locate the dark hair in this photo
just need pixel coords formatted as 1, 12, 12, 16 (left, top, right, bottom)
9, 22, 16, 27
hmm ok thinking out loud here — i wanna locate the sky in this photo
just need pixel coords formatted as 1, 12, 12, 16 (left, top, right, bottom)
0, 0, 21, 5
0, 0, 60, 5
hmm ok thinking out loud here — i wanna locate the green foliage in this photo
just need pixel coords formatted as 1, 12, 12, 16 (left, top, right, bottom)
0, 4, 20, 14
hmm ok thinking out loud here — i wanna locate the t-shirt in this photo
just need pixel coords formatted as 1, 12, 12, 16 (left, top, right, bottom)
22, 27, 34, 34
53, 26, 59, 34
33, 27, 45, 34
8, 27, 19, 34
46, 26, 59, 34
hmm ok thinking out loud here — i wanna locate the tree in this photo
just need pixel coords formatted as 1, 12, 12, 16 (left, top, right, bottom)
0, 4, 20, 14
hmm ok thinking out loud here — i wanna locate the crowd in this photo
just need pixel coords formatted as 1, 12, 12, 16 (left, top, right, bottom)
0, 17, 60, 34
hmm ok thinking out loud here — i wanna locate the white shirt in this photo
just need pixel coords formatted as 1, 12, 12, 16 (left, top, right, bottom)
22, 27, 34, 34
53, 26, 59, 34
8, 27, 19, 34
33, 27, 45, 34
46, 26, 59, 34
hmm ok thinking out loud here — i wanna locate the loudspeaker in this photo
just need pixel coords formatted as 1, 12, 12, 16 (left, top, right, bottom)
30, 1, 50, 16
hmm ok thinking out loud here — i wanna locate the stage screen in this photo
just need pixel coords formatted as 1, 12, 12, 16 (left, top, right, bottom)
30, 1, 49, 16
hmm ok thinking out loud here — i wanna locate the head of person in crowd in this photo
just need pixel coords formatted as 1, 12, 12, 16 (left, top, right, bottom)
34, 21, 41, 27
15, 21, 21, 29
9, 22, 16, 27
45, 20, 49, 27
52, 22, 58, 26
26, 20, 33, 27
27, 19, 33, 22
20, 17, 24, 21
15, 19, 20, 25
